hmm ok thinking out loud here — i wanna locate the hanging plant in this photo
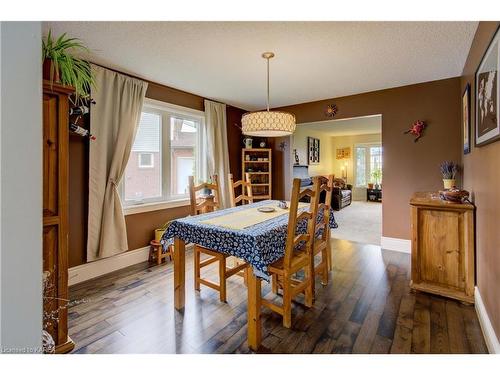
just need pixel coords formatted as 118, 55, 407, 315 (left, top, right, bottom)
42, 30, 95, 99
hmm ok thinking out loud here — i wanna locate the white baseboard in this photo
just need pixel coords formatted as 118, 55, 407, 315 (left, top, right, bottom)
380, 236, 411, 253
68, 246, 150, 286
475, 286, 500, 354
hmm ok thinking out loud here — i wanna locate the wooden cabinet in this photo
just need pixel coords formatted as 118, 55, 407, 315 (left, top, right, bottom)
242, 148, 272, 200
410, 192, 475, 303
43, 81, 74, 353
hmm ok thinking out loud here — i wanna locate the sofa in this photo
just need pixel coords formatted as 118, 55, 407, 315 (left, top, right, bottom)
332, 178, 352, 210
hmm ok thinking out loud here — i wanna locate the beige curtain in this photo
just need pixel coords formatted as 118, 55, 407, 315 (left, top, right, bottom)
204, 100, 231, 208
87, 65, 148, 261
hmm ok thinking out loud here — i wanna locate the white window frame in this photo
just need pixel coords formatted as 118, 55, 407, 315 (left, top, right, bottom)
121, 98, 205, 214
353, 142, 383, 188
138, 152, 154, 169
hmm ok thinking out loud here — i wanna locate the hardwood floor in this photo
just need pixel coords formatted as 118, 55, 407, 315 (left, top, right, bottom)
68, 239, 487, 354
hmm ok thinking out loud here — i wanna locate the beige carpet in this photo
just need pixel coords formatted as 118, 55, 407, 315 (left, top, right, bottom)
331, 201, 382, 245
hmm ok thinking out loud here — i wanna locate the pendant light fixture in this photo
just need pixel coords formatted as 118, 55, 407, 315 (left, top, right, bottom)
241, 52, 296, 137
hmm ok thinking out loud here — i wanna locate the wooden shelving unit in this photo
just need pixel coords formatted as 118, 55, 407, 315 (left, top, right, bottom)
242, 148, 272, 200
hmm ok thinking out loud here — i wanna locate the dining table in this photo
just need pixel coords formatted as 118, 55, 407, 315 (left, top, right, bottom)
161, 199, 337, 351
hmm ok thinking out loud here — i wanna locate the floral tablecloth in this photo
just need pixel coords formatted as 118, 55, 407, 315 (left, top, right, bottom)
161, 200, 337, 280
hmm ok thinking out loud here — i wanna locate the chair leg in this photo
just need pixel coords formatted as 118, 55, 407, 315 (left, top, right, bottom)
321, 249, 329, 286
243, 265, 249, 286
304, 262, 314, 308
219, 256, 227, 303
168, 245, 173, 261
271, 274, 278, 294
327, 237, 333, 271
156, 245, 162, 266
282, 274, 292, 328
194, 246, 201, 291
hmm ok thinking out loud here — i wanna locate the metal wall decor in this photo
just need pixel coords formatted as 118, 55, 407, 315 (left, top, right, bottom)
307, 136, 320, 164
325, 104, 338, 118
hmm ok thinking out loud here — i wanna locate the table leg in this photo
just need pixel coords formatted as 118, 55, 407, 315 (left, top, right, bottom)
247, 269, 262, 351
174, 237, 185, 310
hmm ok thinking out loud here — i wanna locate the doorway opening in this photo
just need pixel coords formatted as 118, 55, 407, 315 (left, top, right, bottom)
290, 115, 382, 246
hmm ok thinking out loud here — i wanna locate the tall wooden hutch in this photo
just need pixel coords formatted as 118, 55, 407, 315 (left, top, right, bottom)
43, 81, 74, 353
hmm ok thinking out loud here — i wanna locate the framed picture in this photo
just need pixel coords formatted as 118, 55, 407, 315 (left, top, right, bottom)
463, 83, 471, 154
307, 136, 320, 164
475, 26, 500, 147
335, 147, 351, 159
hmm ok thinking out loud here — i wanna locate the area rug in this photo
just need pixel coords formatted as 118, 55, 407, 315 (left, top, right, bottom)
331, 201, 382, 245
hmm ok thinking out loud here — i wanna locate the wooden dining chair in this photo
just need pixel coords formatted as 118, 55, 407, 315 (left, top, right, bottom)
228, 173, 253, 207
227, 173, 254, 283
189, 175, 248, 302
313, 175, 334, 293
263, 177, 321, 328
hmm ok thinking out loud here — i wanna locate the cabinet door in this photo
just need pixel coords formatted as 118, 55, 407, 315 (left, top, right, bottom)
43, 94, 59, 217
418, 209, 464, 289
43, 225, 59, 340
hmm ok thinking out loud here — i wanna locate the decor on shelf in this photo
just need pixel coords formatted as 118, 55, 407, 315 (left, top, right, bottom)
325, 104, 338, 118
439, 187, 470, 203
307, 136, 320, 164
42, 30, 95, 100
259, 141, 267, 148
371, 168, 382, 189
440, 160, 459, 189
475, 27, 500, 147
241, 52, 296, 136
404, 120, 427, 142
243, 137, 253, 149
336, 146, 351, 159
463, 83, 471, 154
293, 149, 300, 165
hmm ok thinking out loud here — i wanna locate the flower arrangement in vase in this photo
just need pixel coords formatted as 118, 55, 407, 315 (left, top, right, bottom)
440, 161, 459, 189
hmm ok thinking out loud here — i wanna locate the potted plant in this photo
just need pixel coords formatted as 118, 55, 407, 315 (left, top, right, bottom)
440, 161, 459, 189
371, 168, 382, 189
42, 30, 94, 99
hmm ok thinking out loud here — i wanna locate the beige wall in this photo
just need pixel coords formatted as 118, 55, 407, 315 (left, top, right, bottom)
461, 21, 500, 343
292, 126, 335, 176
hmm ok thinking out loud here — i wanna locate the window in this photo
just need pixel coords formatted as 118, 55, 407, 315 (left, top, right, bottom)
121, 99, 204, 207
138, 153, 154, 168
354, 144, 383, 188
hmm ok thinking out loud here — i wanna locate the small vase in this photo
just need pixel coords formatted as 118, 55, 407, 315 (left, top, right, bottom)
443, 179, 456, 190
43, 59, 60, 83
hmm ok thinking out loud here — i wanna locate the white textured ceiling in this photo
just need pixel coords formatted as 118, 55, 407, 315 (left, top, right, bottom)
299, 115, 382, 136
43, 22, 477, 110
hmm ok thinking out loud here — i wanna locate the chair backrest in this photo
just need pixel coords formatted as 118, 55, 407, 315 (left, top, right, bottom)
228, 173, 254, 207
316, 175, 334, 242
188, 174, 222, 216
283, 177, 321, 269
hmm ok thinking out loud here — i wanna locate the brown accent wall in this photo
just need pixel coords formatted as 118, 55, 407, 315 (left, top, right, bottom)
274, 77, 462, 240
461, 21, 500, 342
68, 74, 243, 267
